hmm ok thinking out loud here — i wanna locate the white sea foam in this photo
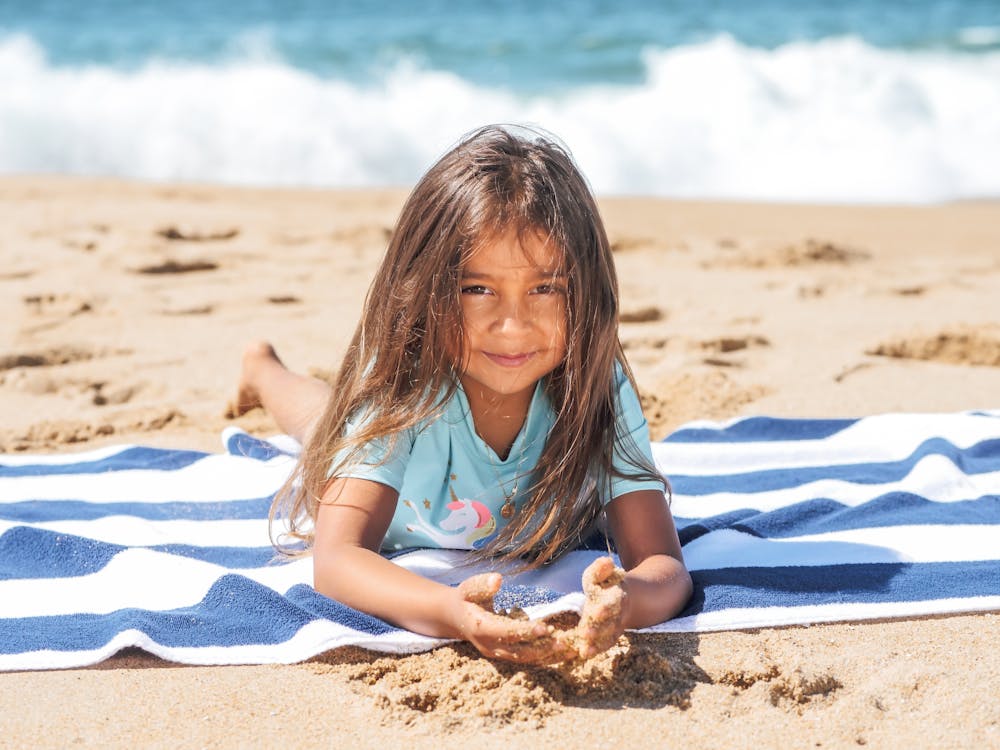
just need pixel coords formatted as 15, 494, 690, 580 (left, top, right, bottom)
957, 26, 1000, 47
1, 32, 999, 202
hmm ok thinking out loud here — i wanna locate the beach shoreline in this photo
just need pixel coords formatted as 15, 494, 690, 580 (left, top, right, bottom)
2, 178, 999, 746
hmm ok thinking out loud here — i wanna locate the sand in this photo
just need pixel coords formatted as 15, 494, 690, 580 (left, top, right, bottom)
1, 177, 999, 747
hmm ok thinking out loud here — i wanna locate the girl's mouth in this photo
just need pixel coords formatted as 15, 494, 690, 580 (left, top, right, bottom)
484, 351, 535, 367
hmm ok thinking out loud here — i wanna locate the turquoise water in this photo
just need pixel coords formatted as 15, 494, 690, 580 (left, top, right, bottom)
6, 0, 999, 88
1, 0, 999, 200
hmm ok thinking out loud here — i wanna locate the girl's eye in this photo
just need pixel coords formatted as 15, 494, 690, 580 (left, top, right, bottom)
460, 285, 490, 295
533, 283, 565, 295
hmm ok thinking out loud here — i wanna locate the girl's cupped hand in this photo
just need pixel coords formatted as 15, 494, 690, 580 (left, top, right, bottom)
451, 572, 564, 664
450, 557, 628, 665
555, 556, 628, 660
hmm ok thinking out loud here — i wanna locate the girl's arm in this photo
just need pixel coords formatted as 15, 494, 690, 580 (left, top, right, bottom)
312, 477, 552, 661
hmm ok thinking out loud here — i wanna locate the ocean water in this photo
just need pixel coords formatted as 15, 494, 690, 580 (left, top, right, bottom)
1, 0, 999, 202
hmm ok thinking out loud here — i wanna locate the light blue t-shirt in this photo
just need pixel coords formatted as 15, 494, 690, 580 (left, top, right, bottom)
336, 366, 664, 551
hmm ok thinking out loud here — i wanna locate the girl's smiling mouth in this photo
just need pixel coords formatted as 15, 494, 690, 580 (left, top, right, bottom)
484, 351, 536, 367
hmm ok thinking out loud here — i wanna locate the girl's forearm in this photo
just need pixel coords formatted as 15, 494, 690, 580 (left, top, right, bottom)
316, 545, 692, 640
621, 554, 693, 630
313, 545, 463, 638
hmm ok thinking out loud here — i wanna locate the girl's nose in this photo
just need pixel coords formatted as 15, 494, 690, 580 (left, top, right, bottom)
491, 297, 532, 333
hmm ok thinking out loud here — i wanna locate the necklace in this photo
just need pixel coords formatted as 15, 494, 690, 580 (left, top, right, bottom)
482, 438, 527, 519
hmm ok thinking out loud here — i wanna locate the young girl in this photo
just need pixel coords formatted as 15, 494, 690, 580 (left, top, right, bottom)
231, 125, 692, 664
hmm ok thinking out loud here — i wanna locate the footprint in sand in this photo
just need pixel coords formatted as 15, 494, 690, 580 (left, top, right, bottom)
891, 285, 926, 297
622, 336, 668, 352
867, 327, 1000, 367
161, 305, 215, 316
707, 238, 870, 270
610, 236, 656, 253
697, 335, 771, 368
156, 226, 239, 242
0, 346, 133, 381
620, 305, 665, 323
610, 236, 688, 253
135, 259, 220, 274
0, 409, 185, 452
267, 295, 302, 305
0, 270, 36, 281
699, 335, 771, 354
89, 381, 142, 406
23, 293, 95, 317
6, 373, 142, 405
0, 345, 98, 371
775, 238, 870, 266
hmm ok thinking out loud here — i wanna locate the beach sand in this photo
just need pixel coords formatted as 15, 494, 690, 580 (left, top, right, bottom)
1, 178, 998, 747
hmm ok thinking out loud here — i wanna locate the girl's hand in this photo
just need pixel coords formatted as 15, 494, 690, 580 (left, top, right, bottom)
553, 556, 628, 660
451, 559, 628, 665
452, 573, 572, 664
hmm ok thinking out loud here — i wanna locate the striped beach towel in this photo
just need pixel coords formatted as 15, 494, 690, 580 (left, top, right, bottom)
2, 411, 998, 671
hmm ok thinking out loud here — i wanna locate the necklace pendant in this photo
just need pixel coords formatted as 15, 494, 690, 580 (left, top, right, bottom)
500, 499, 515, 519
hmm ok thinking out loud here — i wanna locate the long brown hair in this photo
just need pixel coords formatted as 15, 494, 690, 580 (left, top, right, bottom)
271, 124, 666, 566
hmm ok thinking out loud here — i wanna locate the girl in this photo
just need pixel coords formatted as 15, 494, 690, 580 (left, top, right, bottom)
231, 125, 692, 664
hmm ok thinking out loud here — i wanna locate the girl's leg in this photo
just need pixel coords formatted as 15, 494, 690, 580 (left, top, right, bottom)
226, 341, 331, 443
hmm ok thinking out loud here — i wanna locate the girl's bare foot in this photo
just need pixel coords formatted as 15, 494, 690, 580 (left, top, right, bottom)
224, 341, 284, 418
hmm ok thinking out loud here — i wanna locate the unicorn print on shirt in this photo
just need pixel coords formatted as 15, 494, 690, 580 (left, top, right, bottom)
402, 486, 497, 549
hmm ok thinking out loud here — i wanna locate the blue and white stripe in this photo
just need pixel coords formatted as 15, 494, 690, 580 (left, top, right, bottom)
2, 412, 998, 671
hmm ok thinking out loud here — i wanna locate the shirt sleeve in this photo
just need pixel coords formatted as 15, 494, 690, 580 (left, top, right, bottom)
327, 408, 415, 492
606, 367, 666, 501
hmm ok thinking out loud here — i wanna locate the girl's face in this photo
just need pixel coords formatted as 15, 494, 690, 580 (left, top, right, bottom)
457, 230, 568, 405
